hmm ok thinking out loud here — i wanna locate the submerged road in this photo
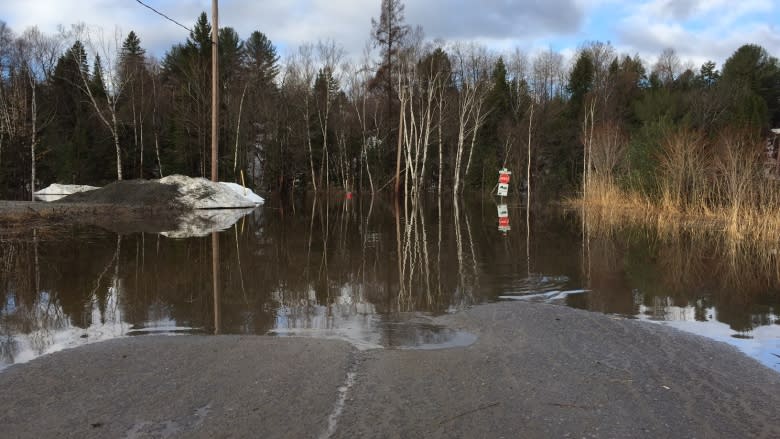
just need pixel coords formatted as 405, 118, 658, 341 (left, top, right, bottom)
1, 301, 779, 438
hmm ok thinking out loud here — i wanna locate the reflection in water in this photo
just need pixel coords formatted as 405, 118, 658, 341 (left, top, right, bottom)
1, 197, 778, 371
212, 231, 221, 335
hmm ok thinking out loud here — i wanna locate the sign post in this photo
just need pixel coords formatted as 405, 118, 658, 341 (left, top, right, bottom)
497, 168, 511, 197
497, 203, 510, 233
496, 168, 511, 233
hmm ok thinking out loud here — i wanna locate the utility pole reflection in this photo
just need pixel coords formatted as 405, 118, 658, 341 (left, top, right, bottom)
212, 231, 221, 334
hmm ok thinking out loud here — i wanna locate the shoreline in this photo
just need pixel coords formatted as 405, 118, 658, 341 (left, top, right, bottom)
0, 200, 184, 235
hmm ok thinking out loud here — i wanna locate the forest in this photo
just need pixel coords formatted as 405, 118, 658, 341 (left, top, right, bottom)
0, 0, 778, 214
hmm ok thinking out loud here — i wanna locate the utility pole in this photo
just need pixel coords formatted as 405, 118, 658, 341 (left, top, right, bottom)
211, 0, 219, 182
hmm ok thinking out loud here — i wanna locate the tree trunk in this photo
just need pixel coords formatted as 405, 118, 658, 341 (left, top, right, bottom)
394, 94, 405, 195
464, 101, 483, 186
154, 133, 163, 178
526, 103, 533, 222
437, 94, 443, 199
30, 81, 37, 200
234, 83, 248, 175
112, 110, 123, 180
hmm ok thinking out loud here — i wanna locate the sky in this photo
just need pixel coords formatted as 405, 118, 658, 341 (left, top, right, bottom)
1, 0, 778, 69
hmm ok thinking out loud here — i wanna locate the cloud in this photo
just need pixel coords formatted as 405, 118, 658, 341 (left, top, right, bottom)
405, 0, 585, 41
0, 0, 776, 68
611, 0, 778, 69
1, 0, 591, 59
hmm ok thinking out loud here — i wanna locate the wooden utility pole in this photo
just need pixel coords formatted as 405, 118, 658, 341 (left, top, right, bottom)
211, 0, 219, 182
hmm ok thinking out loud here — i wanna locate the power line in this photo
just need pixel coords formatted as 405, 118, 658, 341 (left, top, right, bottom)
135, 0, 192, 33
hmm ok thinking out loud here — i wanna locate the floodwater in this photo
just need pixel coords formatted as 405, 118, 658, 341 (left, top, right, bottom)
1, 196, 778, 372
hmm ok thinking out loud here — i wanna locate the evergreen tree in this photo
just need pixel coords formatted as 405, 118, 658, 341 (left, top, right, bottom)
218, 27, 243, 84
567, 51, 594, 116
121, 31, 145, 59
245, 31, 279, 88
187, 12, 212, 57
371, 0, 410, 99
721, 44, 780, 127
696, 61, 719, 88
90, 54, 106, 97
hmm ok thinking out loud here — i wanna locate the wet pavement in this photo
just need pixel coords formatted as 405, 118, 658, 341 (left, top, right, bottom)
0, 301, 778, 438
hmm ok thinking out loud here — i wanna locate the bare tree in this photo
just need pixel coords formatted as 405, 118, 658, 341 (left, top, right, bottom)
0, 21, 13, 171
580, 41, 616, 110
450, 43, 491, 195
395, 35, 445, 202
531, 48, 564, 104
70, 24, 128, 181
345, 46, 377, 193
653, 47, 681, 86
286, 44, 318, 191
314, 39, 344, 191
17, 27, 60, 199
147, 58, 164, 177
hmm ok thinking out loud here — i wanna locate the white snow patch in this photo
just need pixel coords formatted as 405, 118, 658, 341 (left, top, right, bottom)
218, 182, 264, 204
159, 175, 263, 209
34, 183, 99, 201
35, 183, 99, 195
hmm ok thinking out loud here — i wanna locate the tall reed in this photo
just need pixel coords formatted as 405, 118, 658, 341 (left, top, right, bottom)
574, 126, 780, 243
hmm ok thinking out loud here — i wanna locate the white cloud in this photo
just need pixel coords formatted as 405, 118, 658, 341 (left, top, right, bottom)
0, 0, 776, 69
615, 0, 778, 67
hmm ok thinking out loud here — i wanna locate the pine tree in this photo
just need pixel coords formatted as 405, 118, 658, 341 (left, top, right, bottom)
371, 0, 410, 103
90, 55, 106, 97
187, 12, 212, 57
721, 44, 780, 127
245, 31, 279, 88
567, 51, 594, 115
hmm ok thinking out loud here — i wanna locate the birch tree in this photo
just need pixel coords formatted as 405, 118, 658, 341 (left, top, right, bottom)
71, 25, 128, 181
450, 43, 491, 194
15, 27, 59, 198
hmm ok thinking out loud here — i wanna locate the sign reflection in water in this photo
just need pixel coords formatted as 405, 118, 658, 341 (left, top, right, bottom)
0, 196, 778, 371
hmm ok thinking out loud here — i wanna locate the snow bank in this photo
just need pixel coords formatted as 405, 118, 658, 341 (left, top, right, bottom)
161, 208, 255, 238
34, 183, 99, 202
35, 176, 264, 209
218, 182, 265, 204
159, 175, 264, 209
35, 183, 100, 195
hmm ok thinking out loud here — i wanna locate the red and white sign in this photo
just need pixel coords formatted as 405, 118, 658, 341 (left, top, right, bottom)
497, 204, 510, 233
497, 168, 511, 197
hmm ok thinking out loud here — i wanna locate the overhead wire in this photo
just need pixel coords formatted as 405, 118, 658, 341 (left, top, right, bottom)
134, 0, 193, 33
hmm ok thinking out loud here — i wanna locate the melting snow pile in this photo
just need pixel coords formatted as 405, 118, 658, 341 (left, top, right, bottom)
218, 182, 265, 204
159, 175, 264, 209
35, 183, 99, 195
158, 175, 264, 237
34, 183, 99, 202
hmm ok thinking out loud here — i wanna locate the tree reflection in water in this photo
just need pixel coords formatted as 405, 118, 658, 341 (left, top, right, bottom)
0, 197, 777, 369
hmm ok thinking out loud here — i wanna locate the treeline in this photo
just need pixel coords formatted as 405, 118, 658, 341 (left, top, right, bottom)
0, 0, 778, 201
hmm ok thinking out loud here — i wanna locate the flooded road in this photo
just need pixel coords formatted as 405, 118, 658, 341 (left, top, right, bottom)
1, 196, 778, 372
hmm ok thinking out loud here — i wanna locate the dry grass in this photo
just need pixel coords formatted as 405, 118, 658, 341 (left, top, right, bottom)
568, 127, 780, 245
569, 176, 780, 245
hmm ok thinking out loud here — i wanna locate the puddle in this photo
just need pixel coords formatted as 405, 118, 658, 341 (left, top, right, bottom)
268, 314, 476, 351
